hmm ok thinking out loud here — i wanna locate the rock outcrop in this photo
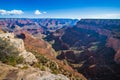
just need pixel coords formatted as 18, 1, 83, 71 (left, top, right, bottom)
0, 32, 37, 64
19, 51, 37, 64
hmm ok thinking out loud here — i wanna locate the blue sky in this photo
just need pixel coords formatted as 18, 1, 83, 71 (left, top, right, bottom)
0, 0, 120, 19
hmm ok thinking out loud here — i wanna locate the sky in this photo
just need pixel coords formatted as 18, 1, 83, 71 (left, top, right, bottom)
0, 0, 120, 19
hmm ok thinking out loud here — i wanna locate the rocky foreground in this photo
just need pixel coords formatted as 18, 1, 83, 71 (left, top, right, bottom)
0, 62, 69, 80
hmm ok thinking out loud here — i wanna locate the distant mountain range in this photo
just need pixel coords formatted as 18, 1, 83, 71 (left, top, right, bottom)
0, 18, 78, 31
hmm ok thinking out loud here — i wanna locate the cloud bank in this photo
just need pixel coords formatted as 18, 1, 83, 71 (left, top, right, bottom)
0, 9, 24, 15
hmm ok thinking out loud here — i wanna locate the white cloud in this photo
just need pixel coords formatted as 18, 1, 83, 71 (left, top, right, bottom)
0, 9, 24, 15
34, 10, 47, 15
35, 10, 42, 15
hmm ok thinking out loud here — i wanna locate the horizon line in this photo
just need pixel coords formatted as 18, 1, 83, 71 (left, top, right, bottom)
0, 18, 120, 20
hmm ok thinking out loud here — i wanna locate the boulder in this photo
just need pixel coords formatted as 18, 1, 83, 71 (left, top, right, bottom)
19, 50, 37, 64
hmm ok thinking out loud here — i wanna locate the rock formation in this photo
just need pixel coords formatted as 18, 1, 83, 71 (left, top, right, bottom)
0, 32, 37, 64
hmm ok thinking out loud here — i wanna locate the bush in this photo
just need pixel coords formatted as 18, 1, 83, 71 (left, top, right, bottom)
21, 65, 29, 69
33, 62, 46, 71
16, 56, 24, 64
0, 38, 23, 66
6, 56, 17, 66
52, 69, 59, 74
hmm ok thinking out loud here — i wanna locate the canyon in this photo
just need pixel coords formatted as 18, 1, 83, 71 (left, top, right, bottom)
45, 19, 120, 80
0, 18, 120, 80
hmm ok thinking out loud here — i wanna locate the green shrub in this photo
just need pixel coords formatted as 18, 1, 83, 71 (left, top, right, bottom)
6, 56, 17, 66
21, 65, 29, 69
16, 56, 24, 64
41, 66, 46, 71
52, 69, 59, 74
33, 62, 42, 68
33, 62, 46, 71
